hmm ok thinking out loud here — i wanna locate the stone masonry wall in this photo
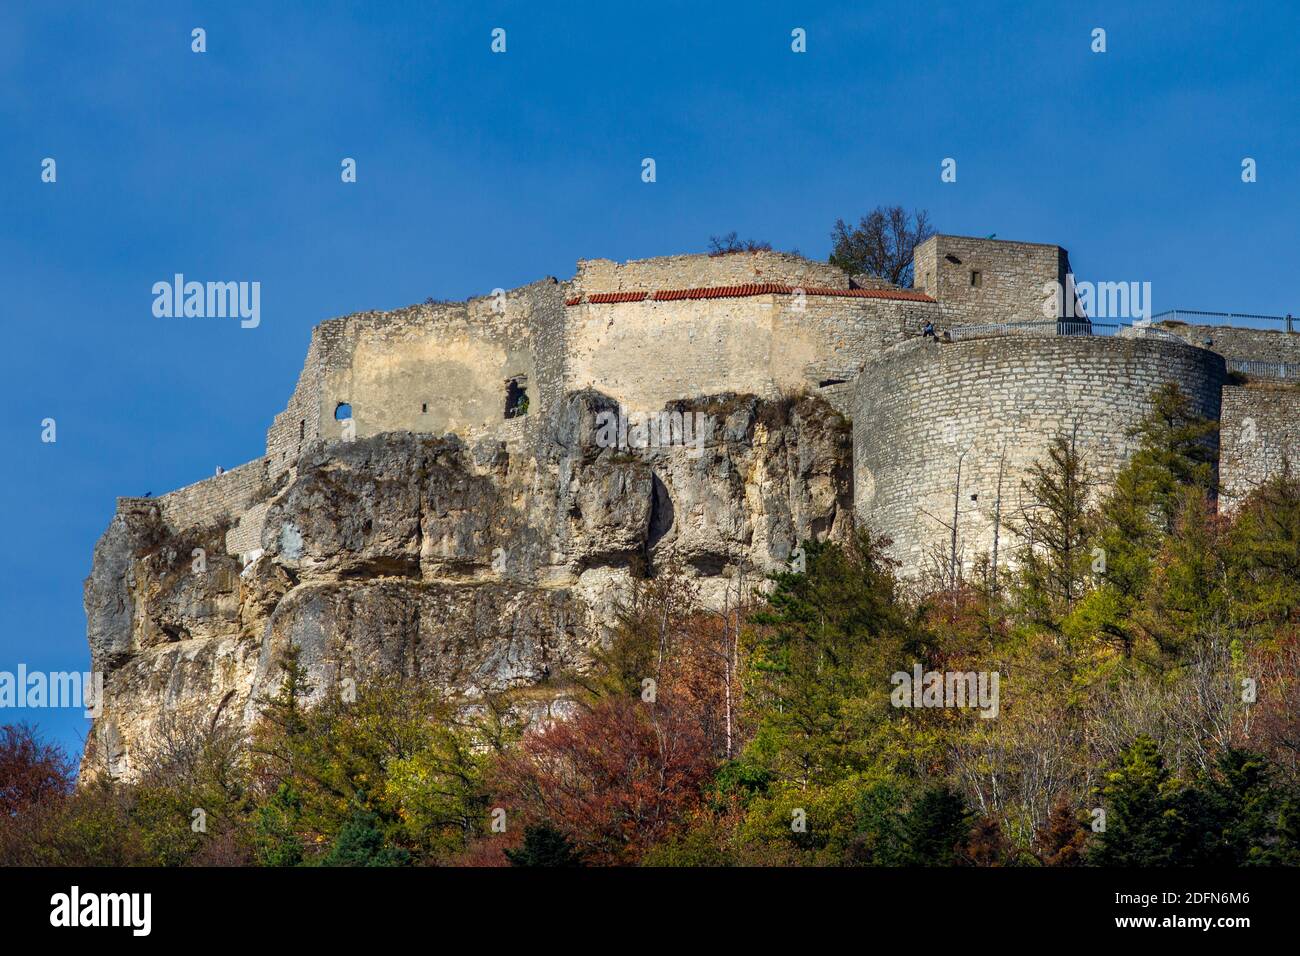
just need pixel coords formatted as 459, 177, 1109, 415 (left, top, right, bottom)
145, 458, 271, 533
575, 250, 850, 294
914, 235, 1071, 327
854, 335, 1226, 577
1219, 384, 1300, 510
267, 327, 330, 478
1157, 323, 1300, 365
564, 293, 939, 413
265, 281, 569, 461
113, 458, 276, 560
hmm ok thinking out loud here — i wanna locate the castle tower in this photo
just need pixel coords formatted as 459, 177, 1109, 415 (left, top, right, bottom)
913, 235, 1076, 326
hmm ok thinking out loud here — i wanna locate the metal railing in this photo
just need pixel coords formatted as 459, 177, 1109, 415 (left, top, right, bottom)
1226, 359, 1300, 381
945, 319, 1145, 341
1150, 309, 1295, 332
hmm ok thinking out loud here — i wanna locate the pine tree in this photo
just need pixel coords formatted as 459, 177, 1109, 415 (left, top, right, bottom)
504, 823, 584, 867
1012, 432, 1095, 638
319, 808, 410, 867
1091, 735, 1174, 866
897, 784, 973, 866
1125, 383, 1219, 533
1080, 384, 1219, 658
1228, 465, 1300, 627
744, 530, 918, 788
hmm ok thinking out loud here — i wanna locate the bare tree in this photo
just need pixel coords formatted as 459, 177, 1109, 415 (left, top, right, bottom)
829, 206, 934, 287
708, 232, 772, 255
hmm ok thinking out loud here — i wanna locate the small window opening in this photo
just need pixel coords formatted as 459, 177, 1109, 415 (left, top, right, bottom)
299, 420, 305, 440
421, 403, 428, 414
970, 270, 982, 287
334, 402, 352, 421
504, 378, 529, 419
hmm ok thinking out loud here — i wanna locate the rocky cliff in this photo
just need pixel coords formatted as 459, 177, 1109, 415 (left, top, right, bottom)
82, 391, 853, 779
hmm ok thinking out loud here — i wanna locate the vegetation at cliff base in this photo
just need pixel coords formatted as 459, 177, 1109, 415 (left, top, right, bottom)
3, 387, 1299, 867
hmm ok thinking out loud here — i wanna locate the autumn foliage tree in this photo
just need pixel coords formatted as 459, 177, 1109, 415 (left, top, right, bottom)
0, 723, 74, 816
491, 696, 716, 865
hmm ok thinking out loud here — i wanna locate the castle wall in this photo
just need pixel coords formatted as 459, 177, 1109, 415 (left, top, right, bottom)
263, 280, 568, 473
914, 235, 1071, 327
564, 293, 938, 412
114, 458, 276, 559
1156, 323, 1300, 365
1219, 384, 1300, 510
267, 328, 330, 477
853, 336, 1226, 577
527, 279, 571, 419
146, 458, 271, 533
575, 250, 850, 294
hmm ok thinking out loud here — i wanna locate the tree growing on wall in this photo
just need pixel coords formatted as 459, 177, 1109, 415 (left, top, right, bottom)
829, 206, 934, 287
708, 232, 773, 255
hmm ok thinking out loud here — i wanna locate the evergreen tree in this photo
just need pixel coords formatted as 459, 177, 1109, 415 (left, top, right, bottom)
897, 784, 973, 866
1079, 385, 1219, 658
254, 783, 304, 867
319, 808, 409, 867
1012, 432, 1095, 639
1228, 466, 1300, 627
1133, 487, 1231, 664
1125, 383, 1219, 534
504, 823, 584, 867
1091, 735, 1175, 866
744, 531, 920, 788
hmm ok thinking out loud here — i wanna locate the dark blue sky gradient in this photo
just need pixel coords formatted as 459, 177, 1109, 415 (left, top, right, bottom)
2, 0, 1297, 757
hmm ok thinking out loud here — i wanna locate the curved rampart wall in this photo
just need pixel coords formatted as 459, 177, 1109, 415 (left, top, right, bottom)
853, 336, 1226, 577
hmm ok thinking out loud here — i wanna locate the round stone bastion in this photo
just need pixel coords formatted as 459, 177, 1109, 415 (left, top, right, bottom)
852, 333, 1226, 577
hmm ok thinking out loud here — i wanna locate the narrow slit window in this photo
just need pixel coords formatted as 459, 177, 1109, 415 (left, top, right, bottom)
970, 270, 982, 287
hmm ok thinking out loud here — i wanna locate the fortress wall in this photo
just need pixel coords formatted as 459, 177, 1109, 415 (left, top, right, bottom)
226, 500, 272, 556
854, 336, 1226, 577
134, 457, 272, 545
265, 284, 569, 463
1219, 384, 1300, 510
575, 250, 850, 295
321, 300, 533, 441
800, 296, 940, 382
1156, 324, 1300, 364
564, 294, 939, 412
267, 327, 332, 476
914, 235, 1070, 327
522, 279, 570, 417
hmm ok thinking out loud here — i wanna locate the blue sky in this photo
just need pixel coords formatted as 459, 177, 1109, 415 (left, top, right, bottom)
2, 0, 1298, 759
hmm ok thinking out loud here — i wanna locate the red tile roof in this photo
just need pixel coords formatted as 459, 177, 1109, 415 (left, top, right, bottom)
587, 291, 651, 304
566, 283, 934, 306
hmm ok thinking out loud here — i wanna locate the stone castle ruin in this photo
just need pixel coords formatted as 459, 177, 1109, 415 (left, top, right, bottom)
84, 234, 1300, 777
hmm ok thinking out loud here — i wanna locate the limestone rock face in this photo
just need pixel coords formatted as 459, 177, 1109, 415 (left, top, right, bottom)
82, 391, 853, 779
